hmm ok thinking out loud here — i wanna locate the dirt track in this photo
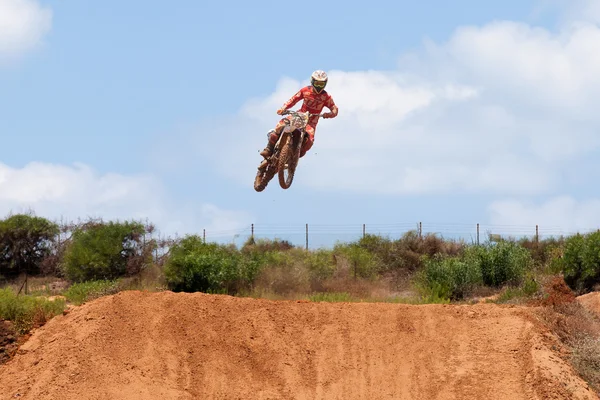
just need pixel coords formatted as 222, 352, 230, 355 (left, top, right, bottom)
0, 291, 597, 399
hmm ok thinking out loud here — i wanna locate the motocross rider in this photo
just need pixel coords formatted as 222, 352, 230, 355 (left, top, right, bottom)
259, 70, 338, 161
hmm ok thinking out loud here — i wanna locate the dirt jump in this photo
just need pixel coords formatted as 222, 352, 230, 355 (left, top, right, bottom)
0, 291, 598, 400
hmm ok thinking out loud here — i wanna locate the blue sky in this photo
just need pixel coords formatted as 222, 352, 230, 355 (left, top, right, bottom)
1, 0, 600, 248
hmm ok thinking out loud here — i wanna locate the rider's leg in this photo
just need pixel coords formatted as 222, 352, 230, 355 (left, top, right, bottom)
300, 124, 316, 158
260, 119, 286, 158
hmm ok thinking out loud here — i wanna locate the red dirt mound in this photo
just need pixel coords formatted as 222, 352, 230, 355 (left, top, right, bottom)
578, 292, 600, 317
0, 291, 597, 399
542, 276, 577, 307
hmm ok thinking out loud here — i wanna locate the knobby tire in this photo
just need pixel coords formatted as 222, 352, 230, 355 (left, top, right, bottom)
254, 162, 277, 192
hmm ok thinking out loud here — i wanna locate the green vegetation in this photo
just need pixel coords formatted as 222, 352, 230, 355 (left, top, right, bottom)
552, 231, 600, 294
0, 213, 597, 305
0, 212, 599, 344
62, 220, 153, 282
0, 212, 597, 303
163, 236, 262, 294
493, 274, 541, 304
416, 255, 482, 301
63, 280, 121, 305
465, 241, 532, 287
0, 213, 59, 278
0, 288, 65, 333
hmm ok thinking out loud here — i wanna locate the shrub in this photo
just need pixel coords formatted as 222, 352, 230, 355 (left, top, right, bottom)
356, 232, 465, 284
252, 249, 311, 295
0, 288, 65, 333
571, 336, 600, 391
465, 241, 532, 287
555, 232, 600, 293
333, 244, 379, 279
416, 255, 482, 300
518, 236, 565, 268
494, 273, 541, 304
164, 236, 262, 294
0, 213, 59, 278
306, 249, 336, 283
62, 220, 151, 282
241, 237, 295, 252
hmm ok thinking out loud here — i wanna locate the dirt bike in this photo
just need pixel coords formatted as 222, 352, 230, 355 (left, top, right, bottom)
253, 110, 324, 192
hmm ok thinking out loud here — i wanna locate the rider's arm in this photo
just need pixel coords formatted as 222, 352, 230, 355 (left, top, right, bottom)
323, 96, 338, 118
278, 89, 304, 113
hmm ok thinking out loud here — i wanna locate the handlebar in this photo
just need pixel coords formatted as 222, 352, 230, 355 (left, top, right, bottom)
281, 109, 325, 118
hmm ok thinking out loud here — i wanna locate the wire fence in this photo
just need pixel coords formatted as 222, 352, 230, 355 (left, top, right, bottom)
195, 222, 600, 250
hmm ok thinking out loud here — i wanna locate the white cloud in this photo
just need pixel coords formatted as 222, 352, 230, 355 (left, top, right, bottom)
184, 10, 600, 198
0, 0, 52, 59
545, 0, 600, 25
488, 196, 600, 234
0, 161, 252, 237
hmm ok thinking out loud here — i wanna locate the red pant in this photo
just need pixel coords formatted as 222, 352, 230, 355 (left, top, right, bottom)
269, 117, 317, 158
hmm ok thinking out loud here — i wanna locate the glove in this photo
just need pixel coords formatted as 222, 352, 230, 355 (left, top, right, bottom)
277, 108, 286, 115
322, 112, 334, 119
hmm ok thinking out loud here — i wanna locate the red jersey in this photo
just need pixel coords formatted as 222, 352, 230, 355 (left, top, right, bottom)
282, 86, 338, 116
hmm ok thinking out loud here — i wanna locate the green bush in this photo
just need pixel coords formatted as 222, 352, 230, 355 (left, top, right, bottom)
416, 255, 482, 300
354, 232, 464, 283
556, 232, 600, 293
62, 220, 150, 282
494, 273, 541, 303
163, 236, 262, 294
0, 288, 65, 333
333, 244, 379, 279
0, 213, 59, 278
305, 249, 336, 281
253, 249, 310, 294
518, 236, 565, 268
466, 241, 532, 287
241, 237, 295, 252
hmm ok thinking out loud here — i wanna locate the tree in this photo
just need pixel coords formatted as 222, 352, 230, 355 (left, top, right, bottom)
62, 219, 152, 282
0, 213, 59, 278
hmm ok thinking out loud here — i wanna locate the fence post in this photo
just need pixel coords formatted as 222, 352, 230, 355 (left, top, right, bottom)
305, 224, 309, 250
17, 272, 29, 296
203, 229, 206, 243
477, 223, 480, 245
536, 225, 539, 243
363, 224, 366, 238
155, 232, 159, 261
419, 222, 422, 239
251, 223, 254, 240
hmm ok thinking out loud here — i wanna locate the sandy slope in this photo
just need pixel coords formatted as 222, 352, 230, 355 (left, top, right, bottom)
578, 292, 600, 317
0, 291, 597, 400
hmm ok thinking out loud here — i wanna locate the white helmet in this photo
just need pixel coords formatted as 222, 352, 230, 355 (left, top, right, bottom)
310, 70, 328, 93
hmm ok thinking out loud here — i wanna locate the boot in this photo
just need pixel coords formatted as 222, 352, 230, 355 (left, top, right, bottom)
258, 158, 269, 170
260, 140, 275, 158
